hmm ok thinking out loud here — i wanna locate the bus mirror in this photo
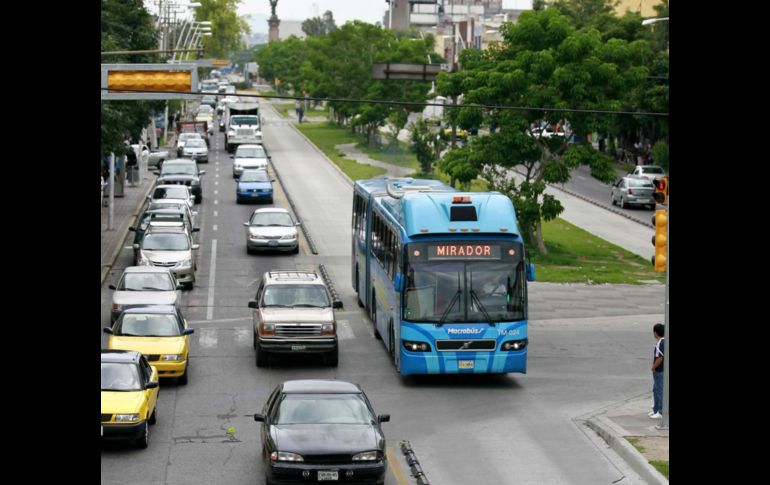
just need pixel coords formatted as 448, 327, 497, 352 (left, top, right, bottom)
394, 273, 404, 292
526, 263, 536, 282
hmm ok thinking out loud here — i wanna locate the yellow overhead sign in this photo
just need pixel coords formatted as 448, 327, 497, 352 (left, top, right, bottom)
212, 60, 230, 66
107, 70, 192, 93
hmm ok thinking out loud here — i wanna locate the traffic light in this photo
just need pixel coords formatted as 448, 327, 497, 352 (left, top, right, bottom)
651, 209, 668, 272
653, 176, 668, 205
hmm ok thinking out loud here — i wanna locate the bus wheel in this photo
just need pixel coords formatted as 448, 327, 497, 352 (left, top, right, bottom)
388, 320, 395, 359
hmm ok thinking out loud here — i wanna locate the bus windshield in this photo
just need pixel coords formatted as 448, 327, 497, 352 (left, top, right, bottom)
403, 257, 526, 323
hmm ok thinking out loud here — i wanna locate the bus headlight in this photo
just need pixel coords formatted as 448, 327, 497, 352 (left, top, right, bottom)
402, 340, 431, 352
502, 339, 528, 351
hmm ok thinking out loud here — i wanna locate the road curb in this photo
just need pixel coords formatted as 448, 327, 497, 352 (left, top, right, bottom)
585, 416, 668, 485
510, 168, 654, 228
100, 179, 156, 286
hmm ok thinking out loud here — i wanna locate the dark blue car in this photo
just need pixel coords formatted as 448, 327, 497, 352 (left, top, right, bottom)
236, 169, 274, 204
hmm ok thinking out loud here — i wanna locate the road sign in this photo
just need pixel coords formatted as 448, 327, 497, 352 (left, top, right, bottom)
101, 63, 199, 100
212, 59, 230, 67
372, 63, 441, 81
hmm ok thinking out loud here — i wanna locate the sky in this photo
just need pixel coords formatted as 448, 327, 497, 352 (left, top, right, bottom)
237, 0, 533, 24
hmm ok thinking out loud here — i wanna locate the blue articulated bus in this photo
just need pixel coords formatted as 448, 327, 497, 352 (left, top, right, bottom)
352, 178, 535, 376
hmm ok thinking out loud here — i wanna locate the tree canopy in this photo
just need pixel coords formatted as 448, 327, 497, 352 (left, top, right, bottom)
195, 0, 251, 58
302, 10, 337, 37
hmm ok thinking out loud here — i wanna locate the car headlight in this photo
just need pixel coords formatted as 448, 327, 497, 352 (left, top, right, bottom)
280, 233, 295, 240
403, 340, 431, 352
502, 339, 528, 351
249, 233, 263, 239
162, 354, 184, 361
228, 131, 235, 136
177, 258, 192, 267
352, 451, 380, 461
270, 451, 303, 462
114, 414, 140, 423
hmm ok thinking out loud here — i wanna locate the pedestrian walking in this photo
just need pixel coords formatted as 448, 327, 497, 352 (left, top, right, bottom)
297, 104, 305, 124
125, 143, 138, 187
294, 100, 301, 119
649, 323, 665, 419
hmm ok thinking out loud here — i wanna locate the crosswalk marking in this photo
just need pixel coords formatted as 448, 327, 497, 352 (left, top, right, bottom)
190, 322, 359, 349
234, 326, 252, 347
198, 328, 218, 348
337, 320, 355, 341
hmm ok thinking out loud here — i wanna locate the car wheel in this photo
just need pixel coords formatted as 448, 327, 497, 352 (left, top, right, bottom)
326, 346, 339, 367
247, 246, 254, 255
253, 331, 257, 350
136, 421, 149, 449
149, 406, 157, 425
256, 344, 268, 367
292, 245, 299, 254
267, 197, 274, 204
177, 363, 188, 385
610, 193, 615, 206
236, 198, 241, 204
185, 281, 194, 291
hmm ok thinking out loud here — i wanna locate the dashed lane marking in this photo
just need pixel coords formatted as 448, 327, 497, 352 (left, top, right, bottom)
213, 225, 218, 231
206, 239, 217, 320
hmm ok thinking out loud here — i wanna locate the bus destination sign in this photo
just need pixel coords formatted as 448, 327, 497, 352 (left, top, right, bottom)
428, 244, 501, 260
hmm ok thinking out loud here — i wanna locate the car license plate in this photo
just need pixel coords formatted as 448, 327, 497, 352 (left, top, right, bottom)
291, 345, 306, 351
458, 360, 474, 369
268, 240, 278, 247
318, 471, 338, 481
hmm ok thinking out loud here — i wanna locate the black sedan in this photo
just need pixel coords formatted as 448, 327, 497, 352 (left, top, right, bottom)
254, 380, 390, 485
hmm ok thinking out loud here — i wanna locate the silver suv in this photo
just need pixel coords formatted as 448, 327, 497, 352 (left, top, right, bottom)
248, 270, 343, 367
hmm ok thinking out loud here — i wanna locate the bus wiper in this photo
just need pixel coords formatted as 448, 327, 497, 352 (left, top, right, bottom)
470, 290, 495, 327
437, 290, 461, 327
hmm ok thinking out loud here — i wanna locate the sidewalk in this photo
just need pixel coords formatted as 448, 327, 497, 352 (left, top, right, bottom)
586, 394, 669, 484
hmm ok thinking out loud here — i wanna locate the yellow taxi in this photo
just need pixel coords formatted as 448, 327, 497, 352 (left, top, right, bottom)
105, 306, 194, 384
101, 349, 159, 448
443, 127, 469, 138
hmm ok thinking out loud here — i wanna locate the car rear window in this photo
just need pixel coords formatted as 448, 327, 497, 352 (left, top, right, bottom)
627, 178, 654, 187
642, 167, 664, 174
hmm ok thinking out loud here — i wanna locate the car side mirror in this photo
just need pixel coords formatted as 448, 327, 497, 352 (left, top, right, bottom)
183, 328, 194, 335
103, 327, 114, 334
193, 211, 199, 217
177, 285, 184, 290
268, 156, 272, 160
243, 222, 250, 227
108, 284, 116, 290
253, 413, 265, 422
394, 273, 404, 292
378, 414, 390, 423
271, 179, 276, 182
145, 381, 159, 389
295, 222, 301, 227
146, 195, 152, 201
248, 300, 258, 309
229, 155, 234, 159
192, 244, 200, 250
526, 263, 536, 282
199, 170, 206, 175
193, 227, 200, 232
333, 300, 343, 309
133, 244, 140, 250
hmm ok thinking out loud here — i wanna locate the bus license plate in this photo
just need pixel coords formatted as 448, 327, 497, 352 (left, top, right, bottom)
291, 345, 306, 351
318, 471, 338, 481
458, 360, 474, 369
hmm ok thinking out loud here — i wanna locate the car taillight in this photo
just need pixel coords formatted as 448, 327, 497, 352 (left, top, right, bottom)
627, 188, 633, 194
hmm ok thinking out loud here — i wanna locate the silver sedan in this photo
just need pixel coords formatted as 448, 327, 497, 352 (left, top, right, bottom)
243, 208, 300, 254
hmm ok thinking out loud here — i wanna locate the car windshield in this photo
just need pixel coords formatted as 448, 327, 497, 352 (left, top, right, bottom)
404, 260, 527, 323
262, 284, 330, 307
118, 313, 182, 337
198, 105, 213, 113
236, 147, 266, 158
161, 164, 196, 176
274, 394, 372, 425
101, 362, 142, 391
180, 133, 200, 141
119, 272, 175, 291
627, 179, 654, 188
142, 233, 190, 251
239, 171, 270, 182
153, 187, 189, 200
139, 213, 186, 231
231, 116, 259, 126
185, 139, 206, 148
250, 212, 293, 226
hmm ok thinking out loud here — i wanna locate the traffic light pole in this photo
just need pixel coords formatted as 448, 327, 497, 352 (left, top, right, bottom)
659, 200, 669, 429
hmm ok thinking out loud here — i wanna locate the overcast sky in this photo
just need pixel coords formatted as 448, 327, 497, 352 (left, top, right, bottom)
238, 0, 532, 24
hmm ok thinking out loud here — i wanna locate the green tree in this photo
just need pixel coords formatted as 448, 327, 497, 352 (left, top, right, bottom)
302, 10, 337, 37
552, 0, 618, 29
195, 0, 251, 58
439, 8, 650, 254
101, 0, 164, 156
409, 118, 443, 174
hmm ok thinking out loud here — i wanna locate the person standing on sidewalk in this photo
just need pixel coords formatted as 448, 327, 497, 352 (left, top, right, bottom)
649, 323, 665, 419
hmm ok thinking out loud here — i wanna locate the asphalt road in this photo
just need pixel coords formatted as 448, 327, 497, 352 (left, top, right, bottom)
101, 101, 665, 485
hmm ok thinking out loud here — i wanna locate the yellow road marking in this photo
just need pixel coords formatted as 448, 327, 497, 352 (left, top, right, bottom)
386, 446, 410, 485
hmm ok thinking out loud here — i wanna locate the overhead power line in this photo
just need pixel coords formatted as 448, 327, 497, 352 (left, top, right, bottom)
100, 87, 670, 117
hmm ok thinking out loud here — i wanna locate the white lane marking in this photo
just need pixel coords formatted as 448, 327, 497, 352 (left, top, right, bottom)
234, 326, 252, 347
213, 225, 218, 231
215, 181, 219, 185
214, 190, 218, 195
214, 200, 218, 205
206, 239, 218, 320
213, 211, 218, 217
188, 317, 251, 325
198, 328, 218, 348
337, 320, 355, 341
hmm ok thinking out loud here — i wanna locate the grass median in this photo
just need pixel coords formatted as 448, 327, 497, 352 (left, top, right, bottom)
294, 122, 662, 285
295, 123, 386, 179
627, 438, 669, 480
